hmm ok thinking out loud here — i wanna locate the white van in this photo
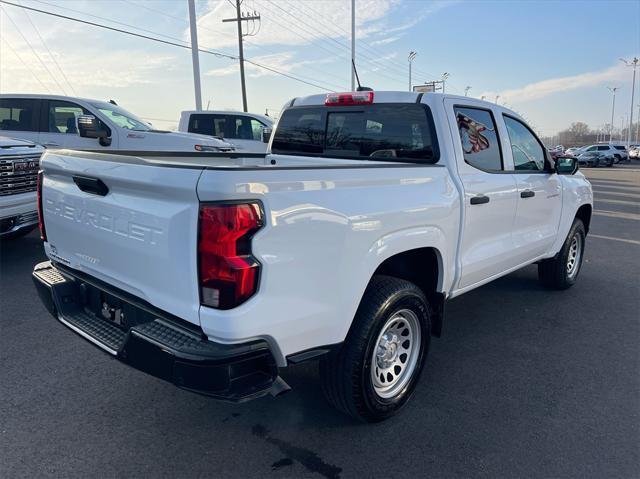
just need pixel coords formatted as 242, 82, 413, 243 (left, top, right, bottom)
178, 110, 273, 153
0, 95, 234, 152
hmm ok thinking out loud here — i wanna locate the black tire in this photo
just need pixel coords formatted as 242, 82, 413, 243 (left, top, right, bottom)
614, 154, 621, 164
538, 219, 586, 289
608, 157, 614, 167
319, 275, 431, 422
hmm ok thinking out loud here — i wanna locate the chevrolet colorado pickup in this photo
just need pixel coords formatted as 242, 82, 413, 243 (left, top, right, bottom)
33, 91, 593, 422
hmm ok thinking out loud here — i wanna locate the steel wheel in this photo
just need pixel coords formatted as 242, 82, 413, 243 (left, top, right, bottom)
370, 309, 421, 399
566, 232, 583, 279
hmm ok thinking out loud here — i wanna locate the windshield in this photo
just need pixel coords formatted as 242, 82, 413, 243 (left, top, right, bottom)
271, 104, 438, 163
90, 102, 151, 131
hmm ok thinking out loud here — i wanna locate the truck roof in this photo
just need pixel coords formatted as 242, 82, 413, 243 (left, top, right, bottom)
0, 93, 119, 105
291, 91, 493, 106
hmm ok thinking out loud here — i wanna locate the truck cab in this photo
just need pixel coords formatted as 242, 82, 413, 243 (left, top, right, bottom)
0, 94, 234, 152
178, 110, 273, 153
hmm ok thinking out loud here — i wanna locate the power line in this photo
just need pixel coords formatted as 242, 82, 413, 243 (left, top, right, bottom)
0, 0, 335, 92
262, 0, 409, 86
1, 5, 69, 94
18, 1, 77, 95
0, 35, 52, 92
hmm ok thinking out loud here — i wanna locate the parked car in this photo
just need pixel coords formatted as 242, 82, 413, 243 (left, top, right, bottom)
32, 91, 592, 422
629, 146, 640, 158
582, 143, 628, 163
577, 151, 614, 167
0, 136, 44, 238
179, 110, 274, 153
564, 146, 585, 157
0, 94, 234, 152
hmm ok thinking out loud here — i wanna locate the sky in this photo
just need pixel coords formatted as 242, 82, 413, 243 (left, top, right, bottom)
1, 0, 639, 137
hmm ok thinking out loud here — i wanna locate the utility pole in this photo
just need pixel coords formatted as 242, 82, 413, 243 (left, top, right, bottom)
441, 72, 449, 93
408, 51, 417, 91
607, 86, 619, 143
187, 0, 202, 111
620, 57, 638, 147
464, 86, 471, 96
223, 1, 260, 112
351, 0, 355, 91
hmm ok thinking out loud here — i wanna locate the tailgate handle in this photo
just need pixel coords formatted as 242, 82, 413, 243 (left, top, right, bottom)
73, 176, 109, 196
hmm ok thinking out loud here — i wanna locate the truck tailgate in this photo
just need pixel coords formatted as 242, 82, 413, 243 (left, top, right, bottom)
40, 151, 203, 326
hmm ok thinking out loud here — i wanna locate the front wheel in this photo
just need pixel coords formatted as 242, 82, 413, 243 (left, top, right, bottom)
608, 157, 614, 167
320, 275, 431, 422
538, 219, 586, 289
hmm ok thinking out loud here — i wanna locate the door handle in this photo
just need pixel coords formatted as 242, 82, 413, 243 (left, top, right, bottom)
43, 142, 60, 147
470, 195, 490, 205
520, 190, 535, 198
73, 176, 109, 196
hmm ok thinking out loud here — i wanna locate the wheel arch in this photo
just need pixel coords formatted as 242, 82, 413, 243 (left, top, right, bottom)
576, 203, 592, 233
368, 247, 446, 337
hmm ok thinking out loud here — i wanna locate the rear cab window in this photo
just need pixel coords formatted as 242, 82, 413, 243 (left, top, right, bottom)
271, 103, 438, 163
189, 114, 266, 141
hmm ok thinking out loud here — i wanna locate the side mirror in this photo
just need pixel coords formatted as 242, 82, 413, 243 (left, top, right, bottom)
555, 156, 578, 175
77, 115, 108, 139
261, 127, 272, 143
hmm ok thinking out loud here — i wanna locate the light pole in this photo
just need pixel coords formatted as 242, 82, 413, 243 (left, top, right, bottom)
441, 72, 450, 93
636, 104, 640, 144
464, 86, 471, 96
351, 0, 355, 91
620, 57, 639, 147
187, 0, 202, 111
607, 86, 619, 143
408, 51, 417, 92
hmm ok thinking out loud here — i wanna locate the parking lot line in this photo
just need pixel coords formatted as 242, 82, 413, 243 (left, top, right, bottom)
593, 210, 640, 221
589, 234, 640, 246
590, 184, 640, 192
594, 198, 640, 206
592, 190, 640, 199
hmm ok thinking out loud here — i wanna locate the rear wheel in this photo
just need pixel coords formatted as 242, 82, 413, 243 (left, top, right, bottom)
607, 157, 614, 167
320, 275, 431, 422
538, 219, 586, 289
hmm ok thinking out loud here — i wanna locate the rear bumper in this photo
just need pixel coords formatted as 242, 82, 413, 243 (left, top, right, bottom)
32, 261, 281, 402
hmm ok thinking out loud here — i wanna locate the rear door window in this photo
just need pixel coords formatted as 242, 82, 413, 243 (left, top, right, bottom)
0, 98, 41, 132
453, 106, 503, 171
597, 146, 609, 151
271, 103, 437, 162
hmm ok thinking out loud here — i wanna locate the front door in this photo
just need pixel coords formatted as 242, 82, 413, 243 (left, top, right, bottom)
502, 115, 563, 260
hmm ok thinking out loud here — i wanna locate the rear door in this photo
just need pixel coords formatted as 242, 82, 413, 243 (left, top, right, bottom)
502, 115, 562, 261
41, 151, 203, 325
0, 98, 42, 144
445, 101, 520, 289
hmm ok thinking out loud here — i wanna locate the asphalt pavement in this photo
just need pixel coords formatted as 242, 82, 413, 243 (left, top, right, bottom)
1, 165, 639, 479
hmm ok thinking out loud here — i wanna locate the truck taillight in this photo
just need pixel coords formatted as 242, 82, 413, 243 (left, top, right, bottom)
37, 170, 47, 241
325, 91, 374, 106
198, 202, 264, 309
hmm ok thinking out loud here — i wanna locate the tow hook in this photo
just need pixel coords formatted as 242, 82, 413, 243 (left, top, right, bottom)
269, 377, 291, 397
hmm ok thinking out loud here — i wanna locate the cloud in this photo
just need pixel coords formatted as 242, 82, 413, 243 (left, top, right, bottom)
0, 8, 176, 93
205, 51, 336, 79
479, 62, 629, 104
191, 0, 449, 50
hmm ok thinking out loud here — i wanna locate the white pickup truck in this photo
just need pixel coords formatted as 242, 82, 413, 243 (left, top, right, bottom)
33, 91, 593, 422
